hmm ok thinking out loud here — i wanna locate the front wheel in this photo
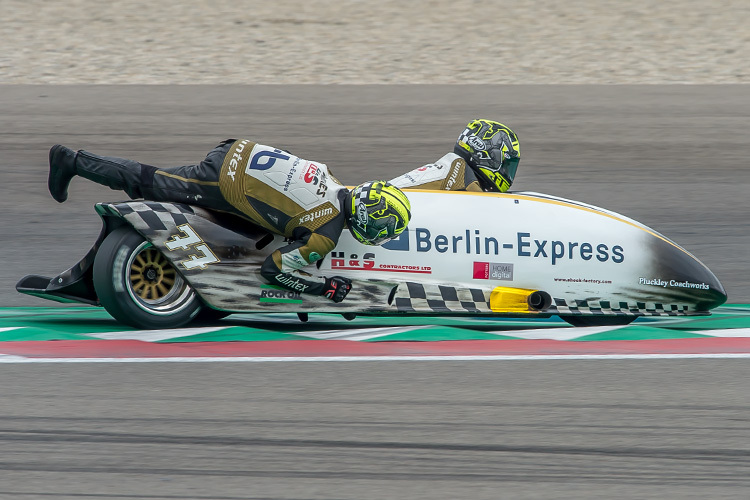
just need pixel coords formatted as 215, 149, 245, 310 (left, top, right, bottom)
93, 226, 201, 329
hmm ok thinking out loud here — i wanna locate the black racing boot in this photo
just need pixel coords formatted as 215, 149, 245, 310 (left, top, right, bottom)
73, 150, 149, 199
48, 145, 79, 203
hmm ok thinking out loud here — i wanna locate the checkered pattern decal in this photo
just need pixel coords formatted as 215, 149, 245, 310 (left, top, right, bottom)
394, 286, 695, 317
394, 282, 492, 313
552, 297, 692, 317
456, 129, 477, 151
104, 201, 195, 231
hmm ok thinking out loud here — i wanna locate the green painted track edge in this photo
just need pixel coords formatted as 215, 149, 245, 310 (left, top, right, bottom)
0, 305, 748, 343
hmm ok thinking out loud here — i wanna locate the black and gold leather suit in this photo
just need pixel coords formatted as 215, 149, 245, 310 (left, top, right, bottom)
71, 139, 348, 295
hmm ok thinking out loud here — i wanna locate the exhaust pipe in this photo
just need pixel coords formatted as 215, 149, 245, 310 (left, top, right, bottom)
528, 290, 552, 311
490, 287, 552, 313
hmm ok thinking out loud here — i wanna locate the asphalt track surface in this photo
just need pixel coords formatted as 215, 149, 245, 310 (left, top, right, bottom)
1, 86, 749, 498
0, 361, 748, 499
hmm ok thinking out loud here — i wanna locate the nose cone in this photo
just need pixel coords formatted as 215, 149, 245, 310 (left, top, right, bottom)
650, 237, 727, 311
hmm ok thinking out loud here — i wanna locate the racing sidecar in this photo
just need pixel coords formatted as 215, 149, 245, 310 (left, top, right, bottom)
17, 190, 727, 329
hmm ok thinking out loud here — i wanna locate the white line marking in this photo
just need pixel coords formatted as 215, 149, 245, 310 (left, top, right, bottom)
86, 326, 230, 342
295, 326, 429, 341
696, 328, 750, 338
0, 327, 23, 333
490, 325, 622, 340
1, 353, 749, 363
0, 354, 29, 361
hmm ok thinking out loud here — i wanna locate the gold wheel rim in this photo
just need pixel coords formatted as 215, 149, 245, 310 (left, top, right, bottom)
129, 247, 177, 302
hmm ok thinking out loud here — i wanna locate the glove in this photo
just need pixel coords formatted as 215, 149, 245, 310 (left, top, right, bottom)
322, 276, 352, 303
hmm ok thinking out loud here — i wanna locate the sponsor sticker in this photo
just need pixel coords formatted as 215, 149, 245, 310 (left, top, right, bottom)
473, 261, 514, 281
387, 227, 626, 266
444, 159, 463, 190
274, 274, 309, 292
554, 277, 613, 285
467, 136, 486, 151
300, 163, 328, 196
330, 252, 431, 274
356, 202, 368, 227
639, 277, 710, 290
260, 285, 303, 303
283, 158, 300, 191
303, 164, 319, 183
226, 140, 250, 182
247, 148, 290, 172
299, 207, 333, 225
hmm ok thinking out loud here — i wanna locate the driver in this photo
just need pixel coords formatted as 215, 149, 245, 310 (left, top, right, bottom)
390, 119, 520, 192
47, 140, 411, 303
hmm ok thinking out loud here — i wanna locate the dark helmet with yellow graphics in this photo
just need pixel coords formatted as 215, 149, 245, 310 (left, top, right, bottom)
346, 181, 411, 246
454, 119, 520, 192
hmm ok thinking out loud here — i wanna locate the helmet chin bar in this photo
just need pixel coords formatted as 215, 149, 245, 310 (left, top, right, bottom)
477, 167, 511, 193
493, 174, 511, 192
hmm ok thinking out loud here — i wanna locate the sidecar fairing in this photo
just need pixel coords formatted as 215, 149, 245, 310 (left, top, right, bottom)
17, 189, 728, 328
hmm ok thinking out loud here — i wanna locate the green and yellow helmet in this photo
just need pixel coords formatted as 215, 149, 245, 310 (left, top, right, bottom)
346, 181, 411, 246
454, 119, 520, 192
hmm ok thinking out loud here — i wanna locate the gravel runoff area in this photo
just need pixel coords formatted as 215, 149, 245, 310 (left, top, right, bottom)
2, 0, 749, 84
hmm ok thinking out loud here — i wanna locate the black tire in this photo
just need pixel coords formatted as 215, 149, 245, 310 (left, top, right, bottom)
93, 226, 201, 329
194, 308, 231, 323
561, 315, 636, 327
